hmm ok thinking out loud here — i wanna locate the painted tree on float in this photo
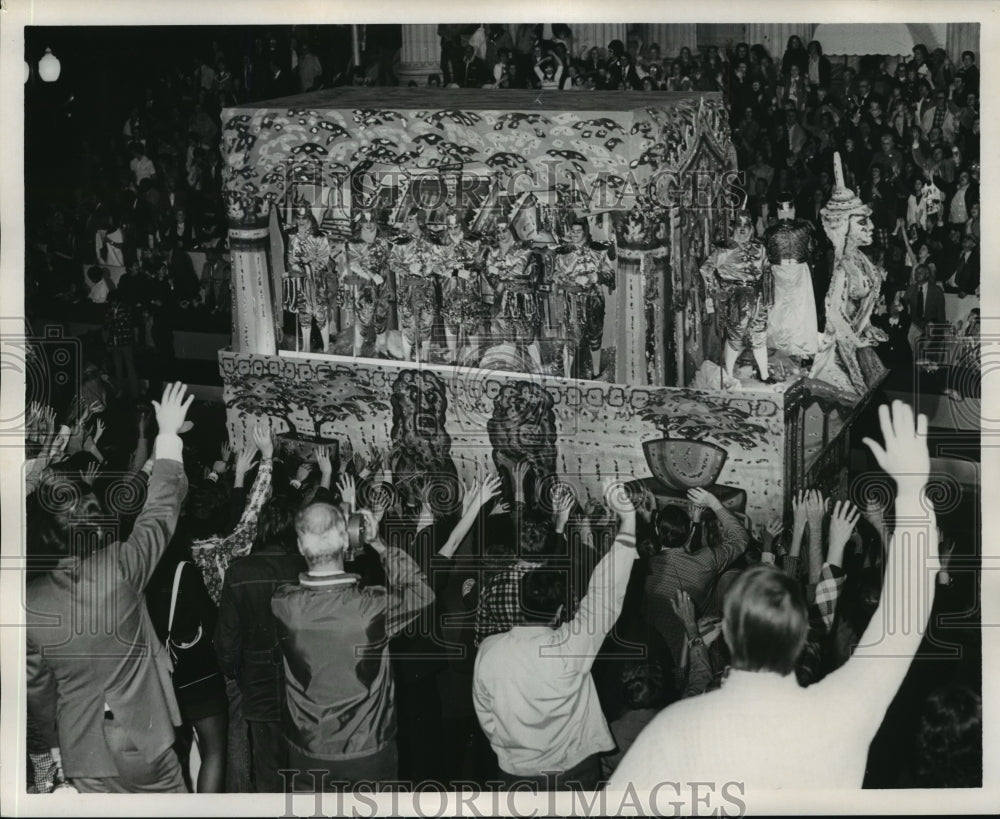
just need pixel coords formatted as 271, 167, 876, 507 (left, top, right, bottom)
227, 364, 389, 439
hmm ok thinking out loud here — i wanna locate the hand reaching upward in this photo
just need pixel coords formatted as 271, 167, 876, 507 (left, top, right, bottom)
151, 382, 194, 437
827, 500, 861, 567
550, 481, 576, 533
862, 401, 930, 495
251, 422, 274, 459
234, 446, 259, 487
337, 473, 357, 511
462, 473, 503, 517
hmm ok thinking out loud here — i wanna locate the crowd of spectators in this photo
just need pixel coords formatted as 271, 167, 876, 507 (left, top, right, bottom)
22, 26, 982, 798
23, 375, 980, 794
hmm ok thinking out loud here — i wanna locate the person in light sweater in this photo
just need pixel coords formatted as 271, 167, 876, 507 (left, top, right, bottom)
473, 483, 638, 791
606, 401, 941, 801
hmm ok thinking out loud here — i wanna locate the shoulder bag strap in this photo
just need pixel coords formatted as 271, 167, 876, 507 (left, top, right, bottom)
167, 560, 186, 642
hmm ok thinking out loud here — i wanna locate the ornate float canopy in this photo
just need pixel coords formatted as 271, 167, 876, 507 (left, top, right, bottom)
220, 88, 735, 222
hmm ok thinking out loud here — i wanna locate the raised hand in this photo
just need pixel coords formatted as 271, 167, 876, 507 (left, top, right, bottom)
792, 490, 808, 531
80, 461, 100, 487
765, 517, 783, 539
293, 461, 313, 483
251, 422, 274, 459
337, 473, 357, 511
805, 489, 828, 524
827, 500, 861, 562
369, 485, 391, 524
220, 441, 233, 464
669, 589, 699, 637
510, 457, 531, 487
315, 445, 334, 478
50, 425, 70, 457
489, 500, 511, 517
938, 529, 956, 572
92, 418, 105, 444
687, 486, 719, 512
863, 497, 887, 531
137, 405, 153, 438
234, 446, 259, 480
462, 473, 503, 516
550, 481, 576, 533
862, 400, 930, 494
27, 401, 42, 438
151, 382, 194, 437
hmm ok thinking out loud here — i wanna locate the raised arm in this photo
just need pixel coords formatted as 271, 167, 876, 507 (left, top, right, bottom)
549, 482, 637, 668
688, 487, 748, 567
781, 490, 809, 582
437, 473, 503, 559
819, 402, 939, 718
361, 509, 435, 638
811, 500, 859, 632
671, 590, 716, 698
224, 423, 274, 547
117, 382, 193, 589
805, 489, 829, 586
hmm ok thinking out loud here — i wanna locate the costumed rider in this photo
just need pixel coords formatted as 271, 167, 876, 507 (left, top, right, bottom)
436, 211, 491, 366
388, 207, 441, 363
286, 207, 337, 353
764, 192, 819, 363
552, 217, 616, 380
699, 209, 777, 385
809, 152, 888, 397
343, 210, 393, 358
483, 217, 542, 371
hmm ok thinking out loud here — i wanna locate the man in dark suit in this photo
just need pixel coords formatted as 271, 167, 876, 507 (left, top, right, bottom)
854, 77, 882, 116
945, 235, 980, 296
214, 493, 308, 793
904, 264, 946, 357
27, 383, 194, 792
451, 45, 488, 88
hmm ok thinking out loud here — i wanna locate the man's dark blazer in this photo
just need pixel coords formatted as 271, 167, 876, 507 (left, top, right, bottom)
26, 455, 188, 779
904, 279, 946, 330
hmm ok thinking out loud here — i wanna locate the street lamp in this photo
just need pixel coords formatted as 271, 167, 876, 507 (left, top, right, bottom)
37, 48, 61, 83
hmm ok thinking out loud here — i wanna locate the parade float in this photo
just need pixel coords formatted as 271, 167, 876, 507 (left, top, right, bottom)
218, 88, 884, 527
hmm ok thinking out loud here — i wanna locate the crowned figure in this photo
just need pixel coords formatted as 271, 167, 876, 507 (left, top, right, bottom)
764, 192, 819, 360
809, 153, 888, 397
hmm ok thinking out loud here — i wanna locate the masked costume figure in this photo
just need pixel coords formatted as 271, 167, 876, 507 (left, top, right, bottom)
764, 194, 819, 358
484, 219, 542, 369
389, 209, 441, 362
343, 212, 393, 357
286, 209, 337, 353
436, 212, 489, 365
809, 153, 888, 397
552, 220, 616, 379
700, 210, 776, 383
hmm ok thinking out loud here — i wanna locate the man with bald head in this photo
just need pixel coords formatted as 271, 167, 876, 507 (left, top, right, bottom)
271, 505, 434, 790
